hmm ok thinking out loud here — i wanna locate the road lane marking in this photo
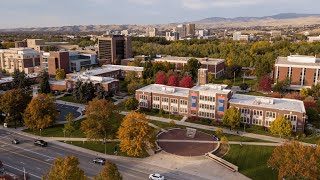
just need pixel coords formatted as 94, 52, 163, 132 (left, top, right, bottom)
3, 163, 41, 179
0, 147, 52, 166
20, 162, 26, 165
0, 140, 55, 159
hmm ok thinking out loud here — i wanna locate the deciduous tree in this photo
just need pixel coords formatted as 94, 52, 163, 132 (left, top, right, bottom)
222, 107, 241, 130
43, 156, 87, 180
167, 74, 179, 86
269, 116, 292, 138
179, 75, 193, 88
125, 97, 139, 110
81, 99, 119, 140
94, 161, 122, 180
283, 92, 303, 100
55, 69, 66, 80
184, 58, 201, 79
155, 71, 167, 85
268, 142, 320, 180
0, 89, 31, 128
300, 88, 310, 98
63, 113, 75, 137
259, 75, 272, 92
24, 94, 58, 130
117, 111, 152, 157
12, 70, 31, 90
215, 128, 224, 137
239, 83, 249, 91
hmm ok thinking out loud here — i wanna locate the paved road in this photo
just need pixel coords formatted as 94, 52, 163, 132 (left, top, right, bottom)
0, 129, 210, 180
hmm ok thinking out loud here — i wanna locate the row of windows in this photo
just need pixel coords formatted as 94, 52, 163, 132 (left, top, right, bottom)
198, 111, 214, 118
253, 110, 263, 116
199, 95, 215, 102
139, 95, 148, 100
252, 118, 263, 126
152, 96, 188, 106
284, 114, 297, 122
199, 104, 214, 110
265, 111, 276, 118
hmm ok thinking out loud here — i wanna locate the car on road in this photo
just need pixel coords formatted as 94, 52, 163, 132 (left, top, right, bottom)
34, 140, 47, 147
92, 158, 106, 165
11, 139, 20, 144
149, 174, 165, 180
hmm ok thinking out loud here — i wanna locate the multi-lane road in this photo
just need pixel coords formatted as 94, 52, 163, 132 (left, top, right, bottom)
0, 129, 210, 180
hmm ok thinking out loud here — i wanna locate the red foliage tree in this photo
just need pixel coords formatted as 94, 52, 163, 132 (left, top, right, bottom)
155, 71, 167, 85
179, 75, 193, 88
259, 75, 273, 92
303, 96, 317, 109
167, 75, 179, 87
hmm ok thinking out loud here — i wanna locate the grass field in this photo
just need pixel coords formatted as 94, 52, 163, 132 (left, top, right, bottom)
223, 145, 278, 180
64, 141, 149, 158
23, 120, 86, 138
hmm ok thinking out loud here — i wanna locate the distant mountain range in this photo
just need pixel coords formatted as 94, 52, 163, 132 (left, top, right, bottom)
194, 13, 320, 23
2, 13, 320, 32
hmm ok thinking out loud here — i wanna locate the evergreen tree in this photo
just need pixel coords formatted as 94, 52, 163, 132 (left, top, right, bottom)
38, 70, 51, 94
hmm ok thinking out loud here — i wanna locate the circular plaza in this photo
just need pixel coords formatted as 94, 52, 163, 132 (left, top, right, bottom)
157, 128, 218, 156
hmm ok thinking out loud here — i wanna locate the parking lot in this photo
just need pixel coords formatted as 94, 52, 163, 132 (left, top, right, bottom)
55, 104, 81, 122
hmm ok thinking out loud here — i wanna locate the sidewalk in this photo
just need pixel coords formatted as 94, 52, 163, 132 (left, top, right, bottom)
119, 111, 295, 144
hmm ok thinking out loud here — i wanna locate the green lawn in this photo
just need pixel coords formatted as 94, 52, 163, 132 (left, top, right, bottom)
139, 109, 183, 120
64, 141, 149, 158
23, 120, 86, 138
212, 76, 257, 86
58, 94, 85, 104
223, 145, 278, 180
299, 136, 320, 144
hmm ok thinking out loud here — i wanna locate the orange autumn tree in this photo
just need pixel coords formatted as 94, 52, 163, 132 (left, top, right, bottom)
268, 141, 320, 180
117, 111, 152, 157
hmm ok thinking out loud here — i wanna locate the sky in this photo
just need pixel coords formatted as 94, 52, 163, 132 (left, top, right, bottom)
0, 0, 319, 28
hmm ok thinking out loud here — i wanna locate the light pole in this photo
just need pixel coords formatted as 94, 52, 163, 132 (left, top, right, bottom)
23, 167, 26, 180
104, 131, 106, 155
63, 130, 66, 138
40, 128, 42, 137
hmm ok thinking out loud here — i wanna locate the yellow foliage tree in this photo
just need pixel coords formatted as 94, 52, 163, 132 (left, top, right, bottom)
268, 142, 320, 180
117, 111, 152, 157
43, 156, 87, 180
55, 69, 66, 81
269, 116, 292, 138
24, 94, 58, 130
94, 161, 122, 180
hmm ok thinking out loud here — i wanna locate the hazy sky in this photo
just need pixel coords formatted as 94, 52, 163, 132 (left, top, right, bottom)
0, 0, 319, 28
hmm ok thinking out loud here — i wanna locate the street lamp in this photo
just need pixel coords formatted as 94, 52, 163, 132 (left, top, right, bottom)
40, 129, 42, 137
63, 130, 66, 138
104, 131, 107, 155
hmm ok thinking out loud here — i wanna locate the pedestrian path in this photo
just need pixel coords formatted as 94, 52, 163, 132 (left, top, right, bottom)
181, 116, 188, 122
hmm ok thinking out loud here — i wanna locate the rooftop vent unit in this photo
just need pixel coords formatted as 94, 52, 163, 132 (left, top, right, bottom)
253, 98, 274, 105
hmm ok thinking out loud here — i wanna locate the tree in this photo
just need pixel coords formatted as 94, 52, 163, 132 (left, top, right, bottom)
167, 74, 179, 86
12, 70, 31, 90
43, 45, 59, 52
127, 81, 144, 95
239, 83, 249, 91
155, 71, 167, 85
222, 107, 241, 130
124, 72, 138, 83
306, 108, 320, 125
0, 89, 31, 128
269, 116, 292, 138
94, 161, 122, 180
43, 156, 87, 180
222, 79, 232, 86
117, 111, 152, 157
179, 75, 193, 88
38, 70, 51, 94
24, 94, 58, 130
72, 81, 95, 103
81, 99, 119, 140
95, 84, 111, 100
184, 58, 201, 79
268, 142, 320, 180
310, 84, 320, 98
208, 74, 215, 83
283, 92, 303, 100
55, 69, 66, 80
304, 96, 318, 110
300, 88, 310, 98
273, 78, 289, 93
259, 75, 272, 92
224, 65, 242, 79
63, 113, 75, 137
220, 136, 228, 144
125, 97, 139, 110
215, 128, 224, 137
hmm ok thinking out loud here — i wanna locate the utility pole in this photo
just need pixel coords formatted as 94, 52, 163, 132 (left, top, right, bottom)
23, 167, 26, 180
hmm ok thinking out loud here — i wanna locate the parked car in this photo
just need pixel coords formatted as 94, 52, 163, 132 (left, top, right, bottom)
149, 174, 165, 180
11, 139, 20, 144
34, 140, 47, 147
92, 158, 106, 165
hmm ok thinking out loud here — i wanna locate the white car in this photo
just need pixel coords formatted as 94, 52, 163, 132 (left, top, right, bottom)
149, 174, 165, 180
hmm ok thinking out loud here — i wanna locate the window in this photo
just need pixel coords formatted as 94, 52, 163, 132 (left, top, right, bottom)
292, 125, 296, 131
162, 97, 169, 103
180, 107, 188, 114
153, 96, 160, 101
170, 98, 178, 104
241, 117, 250, 124
139, 95, 148, 100
162, 105, 169, 111
153, 103, 160, 109
180, 99, 187, 105
171, 106, 178, 112
266, 111, 276, 118
284, 114, 297, 122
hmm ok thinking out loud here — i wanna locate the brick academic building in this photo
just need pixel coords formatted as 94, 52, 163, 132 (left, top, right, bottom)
136, 69, 306, 132
274, 55, 320, 90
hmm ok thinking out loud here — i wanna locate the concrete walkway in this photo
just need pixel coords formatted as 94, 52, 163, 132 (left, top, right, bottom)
48, 137, 120, 142
181, 116, 188, 122
157, 139, 282, 146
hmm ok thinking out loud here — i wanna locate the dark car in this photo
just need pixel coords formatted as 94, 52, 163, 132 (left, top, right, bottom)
34, 140, 47, 147
93, 158, 106, 165
11, 139, 20, 144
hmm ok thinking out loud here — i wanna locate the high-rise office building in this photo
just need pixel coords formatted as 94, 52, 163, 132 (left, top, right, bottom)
176, 24, 186, 39
146, 27, 158, 37
186, 24, 195, 36
98, 35, 132, 65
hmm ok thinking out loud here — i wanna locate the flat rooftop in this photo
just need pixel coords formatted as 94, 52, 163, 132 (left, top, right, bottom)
67, 67, 120, 77
276, 55, 320, 67
154, 56, 225, 65
191, 84, 231, 95
229, 94, 305, 113
68, 73, 118, 84
103, 64, 144, 71
137, 84, 190, 97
